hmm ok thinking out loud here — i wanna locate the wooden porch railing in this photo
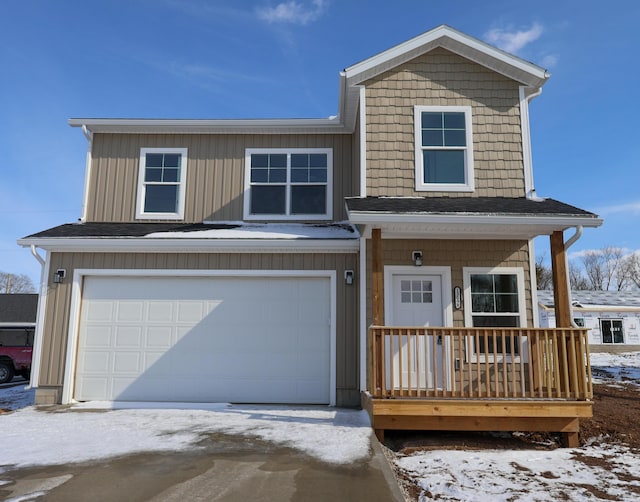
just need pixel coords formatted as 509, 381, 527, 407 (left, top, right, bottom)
370, 326, 593, 400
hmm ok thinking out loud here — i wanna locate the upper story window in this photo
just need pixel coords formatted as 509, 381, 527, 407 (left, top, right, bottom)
136, 148, 187, 220
414, 106, 474, 192
244, 148, 333, 220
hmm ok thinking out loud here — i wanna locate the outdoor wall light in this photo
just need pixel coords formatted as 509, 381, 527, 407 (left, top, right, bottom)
53, 269, 66, 284
412, 251, 423, 267
344, 270, 354, 285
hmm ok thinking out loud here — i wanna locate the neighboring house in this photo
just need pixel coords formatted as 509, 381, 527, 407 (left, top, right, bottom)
19, 25, 602, 446
538, 290, 640, 352
0, 294, 38, 343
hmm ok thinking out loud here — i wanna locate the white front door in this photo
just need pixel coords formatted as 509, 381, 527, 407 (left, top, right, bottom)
387, 271, 449, 390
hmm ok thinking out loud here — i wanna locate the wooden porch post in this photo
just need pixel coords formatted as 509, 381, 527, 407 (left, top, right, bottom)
550, 230, 580, 447
371, 228, 384, 326
550, 231, 571, 328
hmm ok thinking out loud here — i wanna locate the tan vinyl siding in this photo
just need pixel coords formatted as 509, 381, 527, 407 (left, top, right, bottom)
38, 252, 359, 406
364, 48, 525, 197
365, 239, 533, 327
87, 133, 355, 223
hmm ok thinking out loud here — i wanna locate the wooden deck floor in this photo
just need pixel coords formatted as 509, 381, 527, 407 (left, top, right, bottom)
362, 392, 592, 447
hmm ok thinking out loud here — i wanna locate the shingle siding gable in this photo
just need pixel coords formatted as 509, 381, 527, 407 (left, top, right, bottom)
364, 47, 525, 198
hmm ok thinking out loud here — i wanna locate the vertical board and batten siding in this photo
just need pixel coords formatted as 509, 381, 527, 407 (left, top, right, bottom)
365, 239, 533, 327
87, 133, 355, 223
364, 47, 525, 197
38, 252, 360, 406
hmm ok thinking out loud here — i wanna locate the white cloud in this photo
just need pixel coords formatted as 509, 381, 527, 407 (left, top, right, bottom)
595, 200, 640, 215
484, 23, 543, 54
540, 54, 558, 68
257, 0, 327, 25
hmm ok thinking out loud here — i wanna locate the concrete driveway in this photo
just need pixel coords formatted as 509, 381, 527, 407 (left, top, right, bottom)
0, 431, 404, 501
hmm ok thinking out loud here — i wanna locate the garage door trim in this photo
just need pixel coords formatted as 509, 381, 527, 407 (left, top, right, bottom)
62, 269, 337, 405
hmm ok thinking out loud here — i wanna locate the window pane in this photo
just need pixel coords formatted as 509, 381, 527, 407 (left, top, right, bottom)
471, 275, 493, 293
162, 168, 179, 183
495, 294, 519, 313
250, 185, 286, 214
270, 154, 287, 168
163, 154, 181, 167
145, 153, 164, 168
444, 130, 466, 147
269, 168, 287, 183
472, 293, 495, 313
145, 168, 162, 182
443, 112, 465, 129
494, 274, 517, 293
291, 185, 326, 214
291, 154, 308, 168
401, 280, 410, 291
309, 168, 327, 182
251, 154, 269, 168
144, 185, 178, 213
422, 112, 442, 129
422, 130, 443, 147
401, 292, 411, 303
291, 168, 308, 183
423, 150, 465, 184
310, 154, 327, 168
251, 168, 268, 183
472, 316, 519, 328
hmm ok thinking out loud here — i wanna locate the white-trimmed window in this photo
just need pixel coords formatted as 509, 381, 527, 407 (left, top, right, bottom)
414, 105, 474, 192
136, 148, 187, 220
601, 319, 624, 344
463, 267, 526, 358
244, 148, 332, 220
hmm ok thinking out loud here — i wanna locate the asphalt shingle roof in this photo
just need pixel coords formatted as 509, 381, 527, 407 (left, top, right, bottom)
0, 294, 38, 323
345, 197, 598, 217
537, 290, 640, 308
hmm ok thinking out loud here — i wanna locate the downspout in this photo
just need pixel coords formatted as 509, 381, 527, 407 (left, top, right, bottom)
564, 226, 583, 328
520, 86, 543, 200
80, 125, 93, 222
27, 245, 48, 391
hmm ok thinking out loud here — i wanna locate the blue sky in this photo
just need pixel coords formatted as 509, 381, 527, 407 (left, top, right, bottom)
1, 0, 638, 286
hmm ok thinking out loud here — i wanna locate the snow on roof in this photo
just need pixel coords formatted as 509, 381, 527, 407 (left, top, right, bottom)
537, 290, 640, 309
145, 222, 359, 240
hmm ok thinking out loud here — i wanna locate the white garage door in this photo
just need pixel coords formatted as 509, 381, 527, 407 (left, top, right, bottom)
74, 275, 332, 404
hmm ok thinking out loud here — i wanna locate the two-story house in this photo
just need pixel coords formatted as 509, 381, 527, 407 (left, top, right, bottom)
20, 25, 601, 446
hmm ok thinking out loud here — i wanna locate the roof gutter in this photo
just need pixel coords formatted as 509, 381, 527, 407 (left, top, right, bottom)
520, 86, 544, 199
80, 125, 93, 222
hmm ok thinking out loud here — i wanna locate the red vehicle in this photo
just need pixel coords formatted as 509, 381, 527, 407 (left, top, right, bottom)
0, 345, 33, 383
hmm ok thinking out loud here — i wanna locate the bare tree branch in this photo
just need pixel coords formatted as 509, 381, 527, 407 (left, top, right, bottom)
0, 272, 36, 294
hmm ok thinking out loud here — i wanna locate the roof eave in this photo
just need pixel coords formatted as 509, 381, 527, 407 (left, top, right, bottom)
344, 24, 549, 88
18, 237, 360, 253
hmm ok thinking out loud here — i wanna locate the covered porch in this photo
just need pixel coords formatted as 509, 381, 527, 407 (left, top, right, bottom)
346, 196, 603, 447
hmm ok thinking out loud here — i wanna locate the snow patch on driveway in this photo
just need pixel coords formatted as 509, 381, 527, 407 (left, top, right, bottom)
0, 392, 372, 470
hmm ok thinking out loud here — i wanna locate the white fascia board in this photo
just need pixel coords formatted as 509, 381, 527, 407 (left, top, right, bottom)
347, 211, 603, 230
68, 117, 352, 135
344, 25, 548, 87
18, 238, 360, 254
0, 323, 36, 327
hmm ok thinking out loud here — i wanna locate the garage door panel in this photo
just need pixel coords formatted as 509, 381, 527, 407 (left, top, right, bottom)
75, 276, 331, 404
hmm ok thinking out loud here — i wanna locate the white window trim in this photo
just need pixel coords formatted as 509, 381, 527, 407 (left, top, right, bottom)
463, 267, 527, 362
243, 148, 333, 221
414, 105, 474, 192
136, 147, 187, 220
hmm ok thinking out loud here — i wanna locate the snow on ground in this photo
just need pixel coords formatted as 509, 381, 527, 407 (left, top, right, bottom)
0, 389, 371, 472
590, 351, 640, 386
394, 351, 640, 501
